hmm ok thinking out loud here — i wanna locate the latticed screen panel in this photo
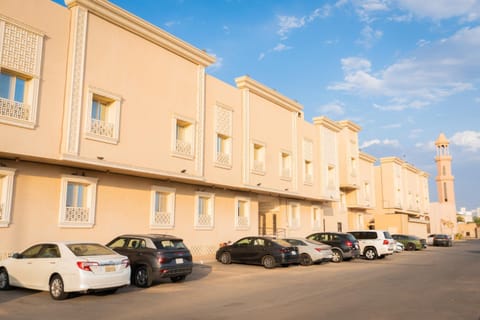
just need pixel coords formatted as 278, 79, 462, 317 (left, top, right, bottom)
0, 98, 30, 121
89, 119, 114, 137
153, 211, 172, 226
65, 207, 90, 223
2, 22, 40, 76
215, 106, 232, 136
236, 215, 249, 228
197, 214, 212, 227
176, 139, 192, 155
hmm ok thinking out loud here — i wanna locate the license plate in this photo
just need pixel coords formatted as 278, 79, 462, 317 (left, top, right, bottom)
291, 251, 296, 255
175, 258, 184, 264
105, 265, 115, 272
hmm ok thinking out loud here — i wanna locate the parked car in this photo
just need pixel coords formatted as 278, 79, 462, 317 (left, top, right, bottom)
306, 232, 360, 263
426, 234, 436, 246
394, 241, 404, 253
282, 237, 333, 266
107, 234, 193, 288
391, 234, 424, 251
216, 236, 299, 268
432, 234, 453, 247
349, 230, 395, 260
0, 242, 130, 300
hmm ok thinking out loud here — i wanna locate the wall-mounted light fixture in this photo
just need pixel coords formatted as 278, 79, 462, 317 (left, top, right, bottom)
181, 169, 187, 173
257, 182, 262, 187
97, 156, 104, 160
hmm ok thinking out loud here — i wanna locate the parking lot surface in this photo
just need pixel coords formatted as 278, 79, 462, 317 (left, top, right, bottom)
0, 240, 479, 320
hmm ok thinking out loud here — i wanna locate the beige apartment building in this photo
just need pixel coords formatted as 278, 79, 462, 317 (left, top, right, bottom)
0, 0, 431, 259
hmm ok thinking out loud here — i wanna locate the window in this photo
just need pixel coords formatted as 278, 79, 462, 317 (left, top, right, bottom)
194, 192, 214, 229
173, 116, 195, 158
0, 168, 16, 227
288, 202, 300, 229
0, 19, 43, 128
235, 197, 250, 229
311, 206, 322, 230
215, 133, 231, 166
337, 222, 343, 232
280, 152, 291, 179
85, 89, 121, 144
150, 186, 175, 229
252, 142, 265, 173
328, 165, 336, 189
59, 175, 97, 228
304, 160, 313, 184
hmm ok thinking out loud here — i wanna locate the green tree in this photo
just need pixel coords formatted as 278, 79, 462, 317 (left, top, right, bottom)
473, 216, 480, 226
457, 215, 465, 223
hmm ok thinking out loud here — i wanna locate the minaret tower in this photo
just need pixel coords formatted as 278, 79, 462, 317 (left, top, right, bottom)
435, 133, 456, 204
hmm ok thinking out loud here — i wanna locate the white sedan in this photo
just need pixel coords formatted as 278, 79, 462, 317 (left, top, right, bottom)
0, 242, 130, 300
283, 237, 333, 266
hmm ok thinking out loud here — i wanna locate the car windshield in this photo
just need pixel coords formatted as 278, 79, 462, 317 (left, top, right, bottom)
68, 243, 115, 256
154, 239, 187, 250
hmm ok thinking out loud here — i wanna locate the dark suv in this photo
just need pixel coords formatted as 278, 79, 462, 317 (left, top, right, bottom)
107, 234, 193, 287
306, 232, 360, 263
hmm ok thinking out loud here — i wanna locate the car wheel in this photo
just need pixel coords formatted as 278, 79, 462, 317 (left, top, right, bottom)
171, 275, 187, 283
407, 243, 416, 251
49, 275, 69, 300
364, 248, 377, 260
300, 253, 313, 266
134, 265, 153, 288
331, 249, 343, 263
262, 255, 276, 269
0, 268, 10, 290
220, 252, 232, 264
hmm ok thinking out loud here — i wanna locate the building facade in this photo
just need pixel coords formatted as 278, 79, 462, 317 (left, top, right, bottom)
0, 0, 430, 259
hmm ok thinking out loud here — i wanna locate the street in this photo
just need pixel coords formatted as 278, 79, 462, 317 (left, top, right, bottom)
0, 240, 479, 320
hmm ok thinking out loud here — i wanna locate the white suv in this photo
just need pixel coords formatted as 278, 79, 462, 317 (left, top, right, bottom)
349, 230, 395, 260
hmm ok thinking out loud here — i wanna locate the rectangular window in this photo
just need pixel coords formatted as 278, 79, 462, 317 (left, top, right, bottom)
215, 133, 231, 166
0, 168, 16, 227
150, 186, 175, 229
235, 197, 250, 229
194, 192, 214, 229
311, 206, 322, 230
328, 165, 336, 189
304, 160, 313, 184
173, 117, 195, 158
252, 142, 265, 173
0, 70, 30, 121
280, 152, 291, 179
86, 89, 121, 144
59, 175, 97, 228
288, 202, 301, 229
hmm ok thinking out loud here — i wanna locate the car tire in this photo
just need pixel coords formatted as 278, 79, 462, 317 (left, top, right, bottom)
300, 253, 313, 266
49, 274, 69, 300
407, 243, 416, 251
364, 248, 377, 260
0, 268, 10, 290
171, 275, 187, 283
331, 249, 343, 263
220, 252, 232, 264
134, 265, 153, 288
262, 255, 276, 269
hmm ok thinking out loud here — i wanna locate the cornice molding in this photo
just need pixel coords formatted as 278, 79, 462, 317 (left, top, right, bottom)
65, 0, 215, 67
235, 75, 303, 114
313, 116, 342, 132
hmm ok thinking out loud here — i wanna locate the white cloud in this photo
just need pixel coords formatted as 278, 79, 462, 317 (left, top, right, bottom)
277, 5, 331, 39
395, 0, 480, 21
357, 25, 383, 48
450, 131, 480, 152
329, 26, 480, 110
258, 52, 266, 61
318, 101, 345, 115
360, 138, 399, 149
381, 123, 402, 129
164, 20, 179, 28
273, 43, 292, 52
206, 51, 223, 71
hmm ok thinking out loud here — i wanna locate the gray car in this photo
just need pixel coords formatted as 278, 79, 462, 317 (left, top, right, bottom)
107, 234, 193, 288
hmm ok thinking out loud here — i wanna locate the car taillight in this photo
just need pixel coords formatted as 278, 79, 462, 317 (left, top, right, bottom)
315, 248, 323, 252
345, 241, 353, 247
383, 240, 389, 245
157, 255, 166, 264
77, 261, 99, 271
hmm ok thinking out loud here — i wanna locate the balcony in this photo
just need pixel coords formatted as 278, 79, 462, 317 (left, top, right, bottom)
0, 97, 30, 121
89, 119, 114, 138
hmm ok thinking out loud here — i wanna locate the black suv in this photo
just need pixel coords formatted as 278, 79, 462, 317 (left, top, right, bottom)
306, 232, 360, 262
107, 234, 193, 287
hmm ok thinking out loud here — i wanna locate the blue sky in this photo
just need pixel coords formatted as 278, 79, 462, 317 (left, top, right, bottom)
54, 0, 480, 210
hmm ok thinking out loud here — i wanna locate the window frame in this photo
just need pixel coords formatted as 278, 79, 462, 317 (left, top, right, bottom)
234, 197, 250, 230
251, 141, 266, 175
280, 150, 292, 180
311, 206, 323, 231
85, 87, 122, 144
194, 191, 215, 230
172, 115, 195, 159
0, 168, 16, 227
58, 175, 98, 228
150, 186, 176, 229
287, 202, 301, 230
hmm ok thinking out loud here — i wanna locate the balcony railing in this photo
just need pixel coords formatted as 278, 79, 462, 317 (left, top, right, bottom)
253, 160, 265, 172
176, 139, 193, 156
197, 214, 212, 227
236, 215, 249, 228
65, 207, 90, 223
216, 152, 231, 165
153, 211, 172, 226
0, 97, 30, 120
89, 119, 114, 138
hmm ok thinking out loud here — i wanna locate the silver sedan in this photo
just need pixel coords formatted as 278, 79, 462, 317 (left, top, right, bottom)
283, 237, 333, 266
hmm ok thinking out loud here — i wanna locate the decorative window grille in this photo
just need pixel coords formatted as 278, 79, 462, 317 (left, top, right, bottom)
215, 105, 232, 167
195, 192, 214, 229
0, 19, 43, 128
173, 117, 195, 158
311, 206, 322, 230
252, 143, 265, 174
280, 152, 292, 179
150, 186, 175, 229
85, 89, 121, 144
59, 175, 97, 227
235, 198, 250, 229
288, 203, 301, 229
0, 168, 16, 227
304, 160, 313, 184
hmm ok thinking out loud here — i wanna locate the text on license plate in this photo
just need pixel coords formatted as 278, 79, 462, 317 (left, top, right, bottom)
105, 265, 115, 272
175, 258, 184, 264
